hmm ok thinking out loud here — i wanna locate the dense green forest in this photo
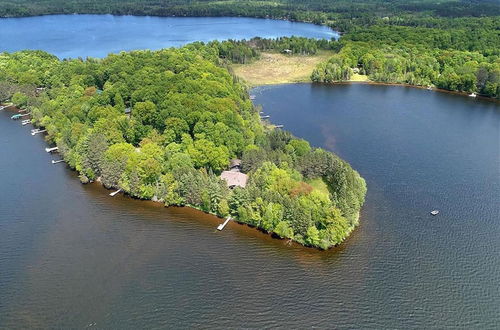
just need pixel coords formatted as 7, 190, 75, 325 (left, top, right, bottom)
311, 20, 500, 97
0, 0, 498, 97
0, 48, 366, 249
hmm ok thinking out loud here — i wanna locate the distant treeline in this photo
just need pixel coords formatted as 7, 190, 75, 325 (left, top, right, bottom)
0, 0, 499, 31
209, 37, 339, 64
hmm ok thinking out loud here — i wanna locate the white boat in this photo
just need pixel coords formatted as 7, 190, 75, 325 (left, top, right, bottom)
468, 92, 477, 97
430, 210, 439, 216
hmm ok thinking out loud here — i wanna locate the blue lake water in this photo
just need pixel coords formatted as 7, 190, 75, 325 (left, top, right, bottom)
0, 15, 338, 58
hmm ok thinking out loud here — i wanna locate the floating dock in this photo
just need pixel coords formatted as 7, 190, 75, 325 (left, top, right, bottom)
109, 189, 121, 197
45, 146, 58, 153
217, 217, 232, 231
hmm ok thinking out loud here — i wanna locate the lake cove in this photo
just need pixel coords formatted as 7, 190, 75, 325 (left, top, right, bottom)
1, 82, 499, 328
0, 15, 338, 58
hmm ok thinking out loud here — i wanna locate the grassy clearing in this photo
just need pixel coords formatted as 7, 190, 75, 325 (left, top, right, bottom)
350, 73, 369, 81
307, 178, 330, 195
231, 51, 334, 86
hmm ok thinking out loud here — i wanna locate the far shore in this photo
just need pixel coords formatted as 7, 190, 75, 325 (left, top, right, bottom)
232, 52, 498, 102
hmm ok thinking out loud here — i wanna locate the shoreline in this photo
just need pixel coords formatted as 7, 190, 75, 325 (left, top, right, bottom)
96, 179, 359, 251
247, 79, 499, 103
325, 80, 500, 102
90, 178, 360, 251
2, 105, 353, 251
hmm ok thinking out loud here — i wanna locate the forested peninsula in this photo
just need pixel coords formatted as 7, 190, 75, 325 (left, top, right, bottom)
0, 47, 366, 249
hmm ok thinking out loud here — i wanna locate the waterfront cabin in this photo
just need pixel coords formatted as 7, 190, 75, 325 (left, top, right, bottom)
220, 171, 248, 189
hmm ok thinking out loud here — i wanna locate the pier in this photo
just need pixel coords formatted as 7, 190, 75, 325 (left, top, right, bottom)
45, 146, 59, 153
109, 189, 122, 197
275, 124, 284, 128
0, 104, 14, 111
31, 129, 47, 136
260, 115, 270, 119
51, 159, 65, 164
217, 217, 232, 231
21, 119, 30, 126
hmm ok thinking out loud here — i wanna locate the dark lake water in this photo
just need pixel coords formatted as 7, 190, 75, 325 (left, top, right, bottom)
0, 15, 338, 58
1, 83, 498, 328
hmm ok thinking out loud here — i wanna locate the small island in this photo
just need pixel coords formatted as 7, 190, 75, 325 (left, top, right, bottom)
0, 47, 366, 249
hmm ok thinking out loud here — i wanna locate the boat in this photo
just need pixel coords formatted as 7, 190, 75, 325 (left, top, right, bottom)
430, 210, 439, 216
468, 92, 477, 98
11, 114, 22, 120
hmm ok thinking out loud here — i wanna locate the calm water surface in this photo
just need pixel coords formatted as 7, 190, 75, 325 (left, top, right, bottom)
0, 15, 338, 58
1, 84, 498, 328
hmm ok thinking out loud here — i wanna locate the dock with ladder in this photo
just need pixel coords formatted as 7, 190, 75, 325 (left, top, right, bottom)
217, 217, 232, 231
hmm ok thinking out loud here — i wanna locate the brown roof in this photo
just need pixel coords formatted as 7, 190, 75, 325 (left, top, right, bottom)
220, 171, 248, 188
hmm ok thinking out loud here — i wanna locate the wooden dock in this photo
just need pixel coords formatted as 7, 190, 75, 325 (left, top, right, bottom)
109, 189, 122, 197
217, 217, 232, 231
31, 129, 47, 136
45, 146, 58, 153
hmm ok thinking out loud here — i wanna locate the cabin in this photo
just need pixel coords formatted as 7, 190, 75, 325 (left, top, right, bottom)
220, 171, 248, 189
282, 49, 292, 54
352, 67, 360, 74
124, 107, 131, 117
